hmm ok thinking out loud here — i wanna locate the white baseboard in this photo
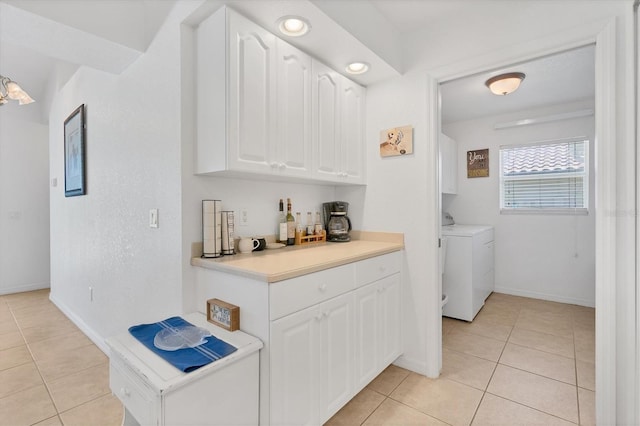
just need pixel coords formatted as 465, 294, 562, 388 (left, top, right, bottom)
393, 355, 429, 377
493, 286, 595, 308
49, 294, 109, 355
0, 282, 50, 296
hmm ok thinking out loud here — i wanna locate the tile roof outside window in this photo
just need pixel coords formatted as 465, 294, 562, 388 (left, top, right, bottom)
500, 139, 588, 213
502, 142, 586, 176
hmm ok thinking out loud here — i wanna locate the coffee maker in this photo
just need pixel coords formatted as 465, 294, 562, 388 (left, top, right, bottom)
323, 201, 352, 242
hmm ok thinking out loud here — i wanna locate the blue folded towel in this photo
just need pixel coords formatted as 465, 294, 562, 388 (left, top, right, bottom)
128, 316, 237, 373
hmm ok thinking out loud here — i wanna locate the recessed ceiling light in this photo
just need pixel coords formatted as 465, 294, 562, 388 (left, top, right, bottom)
277, 16, 311, 37
346, 62, 369, 75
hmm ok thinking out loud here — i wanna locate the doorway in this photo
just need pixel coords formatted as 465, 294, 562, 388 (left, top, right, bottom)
439, 44, 596, 309
429, 21, 621, 424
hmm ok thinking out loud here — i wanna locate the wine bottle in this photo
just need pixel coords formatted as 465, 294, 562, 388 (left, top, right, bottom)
278, 199, 287, 243
286, 198, 295, 245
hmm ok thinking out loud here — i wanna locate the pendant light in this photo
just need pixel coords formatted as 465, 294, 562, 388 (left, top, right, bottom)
485, 72, 525, 96
0, 75, 35, 106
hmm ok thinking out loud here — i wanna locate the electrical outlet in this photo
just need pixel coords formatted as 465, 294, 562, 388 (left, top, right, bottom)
150, 209, 159, 228
240, 208, 249, 226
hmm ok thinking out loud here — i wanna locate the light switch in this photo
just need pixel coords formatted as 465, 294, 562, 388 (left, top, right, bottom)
150, 209, 159, 228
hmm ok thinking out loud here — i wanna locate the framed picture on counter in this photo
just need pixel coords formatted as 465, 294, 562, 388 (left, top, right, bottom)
207, 298, 240, 331
64, 104, 86, 197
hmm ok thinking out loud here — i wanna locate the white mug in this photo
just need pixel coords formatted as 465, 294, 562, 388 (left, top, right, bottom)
238, 238, 259, 253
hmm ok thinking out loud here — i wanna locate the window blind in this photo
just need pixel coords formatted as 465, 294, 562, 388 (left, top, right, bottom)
500, 139, 588, 213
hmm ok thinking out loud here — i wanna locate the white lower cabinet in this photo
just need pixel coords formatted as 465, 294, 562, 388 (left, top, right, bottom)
271, 292, 354, 425
269, 252, 401, 425
355, 273, 401, 390
320, 293, 355, 420
194, 251, 402, 425
270, 302, 321, 426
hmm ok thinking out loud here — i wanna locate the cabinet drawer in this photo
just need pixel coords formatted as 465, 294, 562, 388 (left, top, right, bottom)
110, 357, 157, 425
355, 252, 401, 287
270, 263, 355, 320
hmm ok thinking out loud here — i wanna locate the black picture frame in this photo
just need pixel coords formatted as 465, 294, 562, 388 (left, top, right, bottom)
64, 104, 86, 197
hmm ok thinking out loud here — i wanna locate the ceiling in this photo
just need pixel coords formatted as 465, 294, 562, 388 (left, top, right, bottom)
0, 0, 595, 124
440, 44, 595, 124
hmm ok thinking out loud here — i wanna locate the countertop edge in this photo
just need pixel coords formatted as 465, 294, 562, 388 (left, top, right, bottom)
191, 238, 404, 283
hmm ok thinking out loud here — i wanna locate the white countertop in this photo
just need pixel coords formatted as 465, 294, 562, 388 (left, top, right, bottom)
191, 232, 404, 283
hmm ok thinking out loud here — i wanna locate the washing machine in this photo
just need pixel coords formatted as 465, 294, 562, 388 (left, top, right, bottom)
441, 224, 495, 321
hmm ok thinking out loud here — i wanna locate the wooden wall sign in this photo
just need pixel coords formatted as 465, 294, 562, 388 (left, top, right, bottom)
467, 149, 489, 178
206, 298, 240, 331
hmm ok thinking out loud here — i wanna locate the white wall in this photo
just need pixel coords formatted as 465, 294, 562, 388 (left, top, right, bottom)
443, 100, 596, 307
48, 3, 195, 344
0, 107, 50, 295
48, 1, 338, 346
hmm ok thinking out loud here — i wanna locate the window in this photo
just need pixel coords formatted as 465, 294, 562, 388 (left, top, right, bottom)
500, 138, 588, 214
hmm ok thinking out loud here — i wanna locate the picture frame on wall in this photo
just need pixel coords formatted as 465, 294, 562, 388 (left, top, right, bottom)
467, 148, 489, 178
64, 104, 86, 197
379, 125, 414, 157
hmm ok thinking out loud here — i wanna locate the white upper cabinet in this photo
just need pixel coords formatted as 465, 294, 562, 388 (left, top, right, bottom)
276, 39, 312, 177
196, 6, 365, 184
440, 132, 458, 194
227, 10, 277, 174
312, 60, 365, 184
340, 78, 365, 183
196, 7, 276, 176
312, 61, 341, 180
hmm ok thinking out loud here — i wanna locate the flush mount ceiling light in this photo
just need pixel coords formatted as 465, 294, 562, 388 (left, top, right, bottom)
0, 75, 35, 106
277, 16, 311, 37
345, 62, 370, 75
485, 72, 526, 96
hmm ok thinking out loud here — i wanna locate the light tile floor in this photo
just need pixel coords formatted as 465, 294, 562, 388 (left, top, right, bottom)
0, 289, 123, 426
326, 292, 595, 426
1, 290, 595, 425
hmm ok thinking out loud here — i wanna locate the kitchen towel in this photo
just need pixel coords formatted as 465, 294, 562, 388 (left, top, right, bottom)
128, 316, 237, 373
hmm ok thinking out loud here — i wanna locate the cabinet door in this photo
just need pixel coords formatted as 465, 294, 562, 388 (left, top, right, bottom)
319, 293, 355, 423
441, 133, 458, 194
354, 283, 379, 391
227, 10, 277, 173
340, 78, 365, 183
378, 274, 402, 367
276, 39, 312, 177
312, 60, 341, 182
271, 306, 321, 426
